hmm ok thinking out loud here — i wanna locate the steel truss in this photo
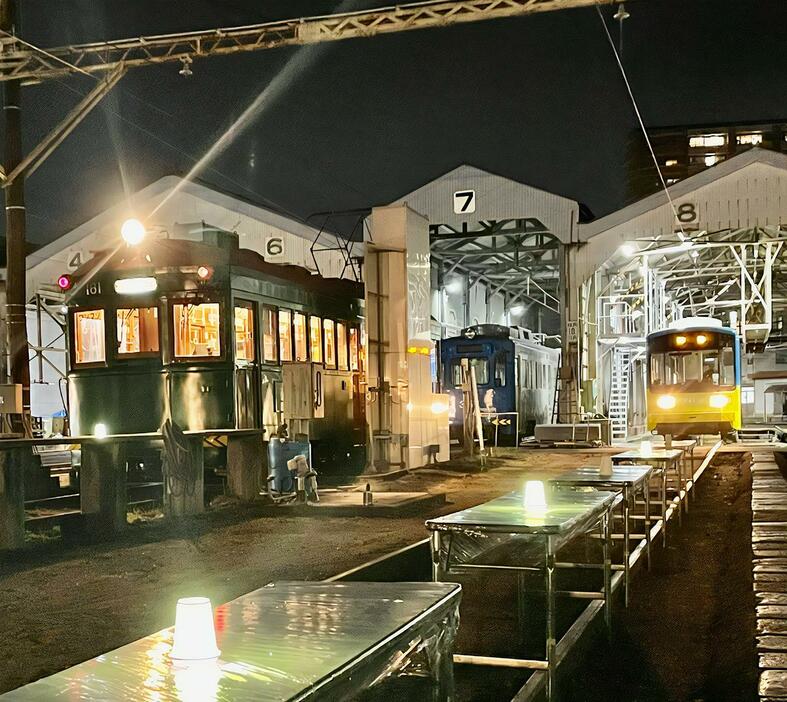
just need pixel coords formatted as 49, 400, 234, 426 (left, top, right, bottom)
602, 226, 787, 347
0, 0, 623, 83
430, 217, 561, 312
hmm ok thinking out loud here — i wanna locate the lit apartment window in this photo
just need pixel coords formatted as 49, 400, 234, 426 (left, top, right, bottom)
704, 154, 722, 167
666, 178, 679, 185
737, 133, 763, 145
741, 386, 754, 405
665, 159, 678, 167
689, 134, 726, 148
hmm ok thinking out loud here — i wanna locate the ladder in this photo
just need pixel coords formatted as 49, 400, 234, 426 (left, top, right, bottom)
551, 360, 561, 423
609, 348, 631, 441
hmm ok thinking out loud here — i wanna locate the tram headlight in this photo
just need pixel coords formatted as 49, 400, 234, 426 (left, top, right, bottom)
93, 423, 108, 439
696, 334, 708, 346
675, 335, 687, 346
656, 394, 677, 410
709, 394, 729, 409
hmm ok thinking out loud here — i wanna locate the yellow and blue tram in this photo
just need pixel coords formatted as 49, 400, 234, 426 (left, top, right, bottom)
646, 320, 742, 437
61, 227, 366, 473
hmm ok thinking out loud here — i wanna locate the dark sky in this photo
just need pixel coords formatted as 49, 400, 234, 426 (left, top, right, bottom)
10, 0, 787, 244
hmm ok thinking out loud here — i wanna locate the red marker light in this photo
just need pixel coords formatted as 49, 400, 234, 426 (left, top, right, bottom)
57, 274, 72, 291
197, 266, 212, 280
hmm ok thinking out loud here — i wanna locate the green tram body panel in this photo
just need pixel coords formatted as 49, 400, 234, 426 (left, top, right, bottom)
65, 232, 365, 472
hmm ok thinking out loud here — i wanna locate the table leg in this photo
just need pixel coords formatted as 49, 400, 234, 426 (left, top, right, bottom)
431, 642, 455, 702
517, 571, 526, 639
430, 531, 444, 581
545, 536, 556, 702
623, 484, 630, 608
603, 510, 612, 632
645, 480, 652, 570
661, 468, 668, 546
684, 451, 691, 511
676, 458, 683, 525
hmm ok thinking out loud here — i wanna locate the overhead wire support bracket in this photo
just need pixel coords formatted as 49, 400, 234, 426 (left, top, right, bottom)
0, 0, 628, 83
2, 63, 127, 186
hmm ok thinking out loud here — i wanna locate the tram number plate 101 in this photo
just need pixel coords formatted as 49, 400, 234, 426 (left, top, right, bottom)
84, 281, 102, 296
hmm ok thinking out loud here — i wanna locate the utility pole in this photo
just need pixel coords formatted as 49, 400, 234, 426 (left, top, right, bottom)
1, 0, 30, 431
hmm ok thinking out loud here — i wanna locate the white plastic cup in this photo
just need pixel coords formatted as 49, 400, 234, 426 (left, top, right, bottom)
170, 597, 221, 661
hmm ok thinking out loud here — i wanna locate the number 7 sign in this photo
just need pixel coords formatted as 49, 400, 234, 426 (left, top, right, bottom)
453, 190, 476, 214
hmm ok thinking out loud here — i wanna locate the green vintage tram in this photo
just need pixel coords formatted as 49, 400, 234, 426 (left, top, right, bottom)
62, 227, 366, 472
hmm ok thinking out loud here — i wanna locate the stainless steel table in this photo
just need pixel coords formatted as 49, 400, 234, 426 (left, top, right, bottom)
612, 448, 683, 544
652, 439, 698, 506
426, 489, 617, 702
550, 465, 653, 606
0, 581, 461, 702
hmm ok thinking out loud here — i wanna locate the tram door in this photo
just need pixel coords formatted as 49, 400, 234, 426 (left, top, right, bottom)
234, 301, 260, 429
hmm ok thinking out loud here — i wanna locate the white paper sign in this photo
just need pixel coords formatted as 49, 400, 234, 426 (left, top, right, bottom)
453, 190, 476, 214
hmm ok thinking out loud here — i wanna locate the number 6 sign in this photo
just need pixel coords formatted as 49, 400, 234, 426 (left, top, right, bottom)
264, 236, 285, 262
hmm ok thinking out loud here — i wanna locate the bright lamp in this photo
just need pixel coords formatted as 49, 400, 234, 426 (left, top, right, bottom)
121, 218, 146, 246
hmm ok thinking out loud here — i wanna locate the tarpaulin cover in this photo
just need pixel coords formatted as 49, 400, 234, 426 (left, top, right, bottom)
0, 581, 461, 702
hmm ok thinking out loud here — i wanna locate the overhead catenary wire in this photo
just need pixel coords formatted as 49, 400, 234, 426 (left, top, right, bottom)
595, 3, 686, 241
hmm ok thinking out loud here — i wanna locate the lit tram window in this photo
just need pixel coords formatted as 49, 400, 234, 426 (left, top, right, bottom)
234, 302, 255, 362
293, 312, 308, 362
337, 322, 349, 371
349, 327, 360, 371
278, 310, 293, 362
737, 133, 763, 145
173, 302, 221, 358
309, 316, 323, 363
323, 319, 336, 369
263, 307, 278, 363
116, 307, 159, 356
689, 134, 726, 148
74, 309, 106, 365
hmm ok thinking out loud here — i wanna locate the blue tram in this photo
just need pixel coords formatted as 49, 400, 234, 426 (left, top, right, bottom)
440, 324, 561, 443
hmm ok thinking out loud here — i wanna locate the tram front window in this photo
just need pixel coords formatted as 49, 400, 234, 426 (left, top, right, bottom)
650, 348, 735, 388
117, 307, 159, 356
173, 303, 221, 358
74, 309, 106, 365
451, 358, 489, 386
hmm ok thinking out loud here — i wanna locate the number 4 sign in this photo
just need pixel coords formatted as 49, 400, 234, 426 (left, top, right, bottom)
453, 190, 476, 214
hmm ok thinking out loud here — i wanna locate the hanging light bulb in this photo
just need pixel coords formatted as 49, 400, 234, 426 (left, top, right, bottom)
614, 3, 630, 21
179, 56, 193, 77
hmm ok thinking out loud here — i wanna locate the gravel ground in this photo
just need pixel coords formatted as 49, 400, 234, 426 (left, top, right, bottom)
0, 448, 598, 694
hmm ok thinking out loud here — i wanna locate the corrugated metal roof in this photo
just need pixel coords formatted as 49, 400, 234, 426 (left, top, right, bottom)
389, 164, 580, 244
580, 148, 787, 241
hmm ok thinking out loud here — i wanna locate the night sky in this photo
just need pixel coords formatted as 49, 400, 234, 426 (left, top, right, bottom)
10, 0, 787, 244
